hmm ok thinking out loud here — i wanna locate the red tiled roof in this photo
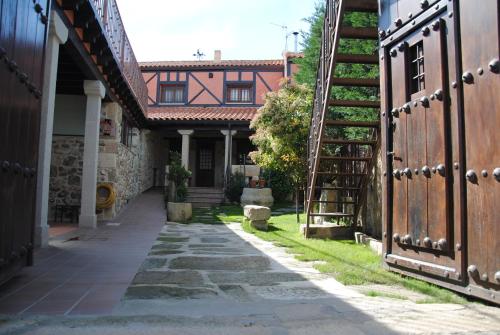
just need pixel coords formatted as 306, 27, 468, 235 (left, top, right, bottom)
147, 106, 258, 122
284, 52, 304, 59
140, 59, 284, 70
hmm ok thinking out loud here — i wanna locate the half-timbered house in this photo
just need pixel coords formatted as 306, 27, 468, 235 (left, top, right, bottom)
140, 51, 301, 206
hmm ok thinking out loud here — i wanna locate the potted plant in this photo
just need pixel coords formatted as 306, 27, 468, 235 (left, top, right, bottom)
258, 178, 266, 188
166, 151, 192, 223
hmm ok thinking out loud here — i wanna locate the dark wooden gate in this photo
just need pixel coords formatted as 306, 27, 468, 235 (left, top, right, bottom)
380, 0, 499, 303
459, 0, 500, 301
0, 0, 49, 284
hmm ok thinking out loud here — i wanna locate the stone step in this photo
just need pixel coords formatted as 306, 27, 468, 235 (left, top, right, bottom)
187, 197, 224, 203
192, 202, 223, 208
188, 193, 224, 198
187, 195, 224, 202
187, 188, 224, 195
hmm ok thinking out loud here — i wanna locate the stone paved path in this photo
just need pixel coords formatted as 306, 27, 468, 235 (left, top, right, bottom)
114, 222, 500, 334
1, 219, 500, 334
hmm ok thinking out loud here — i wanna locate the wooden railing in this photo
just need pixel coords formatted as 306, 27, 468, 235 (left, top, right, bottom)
306, 0, 380, 231
307, 0, 341, 211
89, 0, 148, 115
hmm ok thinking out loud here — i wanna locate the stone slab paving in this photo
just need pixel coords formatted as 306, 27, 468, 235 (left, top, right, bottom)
115, 222, 500, 334
1, 220, 499, 334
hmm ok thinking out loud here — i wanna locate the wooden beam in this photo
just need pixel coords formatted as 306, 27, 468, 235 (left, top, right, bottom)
336, 53, 379, 64
331, 77, 380, 87
340, 27, 378, 40
324, 120, 380, 127
328, 99, 380, 108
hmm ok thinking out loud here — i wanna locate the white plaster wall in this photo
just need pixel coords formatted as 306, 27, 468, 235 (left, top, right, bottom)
53, 94, 87, 135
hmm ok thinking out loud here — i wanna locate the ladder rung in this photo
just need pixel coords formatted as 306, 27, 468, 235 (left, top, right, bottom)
336, 54, 379, 64
344, 0, 379, 13
312, 200, 356, 204
325, 120, 379, 127
322, 139, 377, 146
309, 213, 354, 217
340, 27, 379, 40
314, 186, 360, 190
331, 77, 380, 87
317, 172, 368, 176
319, 156, 372, 161
328, 99, 380, 108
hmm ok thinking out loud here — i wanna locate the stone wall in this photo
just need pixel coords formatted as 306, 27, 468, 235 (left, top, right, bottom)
98, 103, 165, 219
48, 136, 84, 219
361, 147, 383, 239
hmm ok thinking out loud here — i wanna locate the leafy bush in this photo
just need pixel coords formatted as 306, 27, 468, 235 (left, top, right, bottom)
264, 169, 294, 202
225, 172, 246, 203
175, 182, 188, 203
167, 151, 191, 202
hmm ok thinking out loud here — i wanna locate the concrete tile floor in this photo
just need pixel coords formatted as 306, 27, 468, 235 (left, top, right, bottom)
0, 190, 165, 316
48, 224, 78, 238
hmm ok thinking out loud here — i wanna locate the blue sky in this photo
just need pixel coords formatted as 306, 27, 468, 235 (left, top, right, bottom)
116, 0, 319, 62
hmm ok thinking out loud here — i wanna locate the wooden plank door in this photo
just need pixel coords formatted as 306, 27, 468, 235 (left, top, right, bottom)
381, 4, 463, 281
0, 0, 49, 284
459, 0, 500, 300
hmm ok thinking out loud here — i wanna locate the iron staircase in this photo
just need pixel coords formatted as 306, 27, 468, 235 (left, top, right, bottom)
305, 0, 380, 235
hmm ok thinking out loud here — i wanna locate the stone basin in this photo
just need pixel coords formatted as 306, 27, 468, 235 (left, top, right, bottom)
240, 187, 274, 207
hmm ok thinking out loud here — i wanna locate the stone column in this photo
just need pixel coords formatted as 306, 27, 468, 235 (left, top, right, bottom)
34, 11, 68, 247
178, 130, 193, 169
79, 80, 106, 228
221, 130, 237, 182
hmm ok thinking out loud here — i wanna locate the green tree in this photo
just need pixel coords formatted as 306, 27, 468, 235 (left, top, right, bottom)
294, 5, 379, 146
167, 151, 191, 202
250, 80, 312, 222
294, 2, 324, 87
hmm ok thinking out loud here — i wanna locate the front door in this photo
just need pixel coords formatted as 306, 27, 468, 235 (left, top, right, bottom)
197, 141, 215, 187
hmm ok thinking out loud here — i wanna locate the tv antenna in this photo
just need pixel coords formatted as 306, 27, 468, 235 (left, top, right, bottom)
193, 49, 205, 60
270, 23, 299, 52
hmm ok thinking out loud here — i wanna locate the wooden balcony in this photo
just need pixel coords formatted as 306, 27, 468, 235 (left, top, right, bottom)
56, 0, 148, 125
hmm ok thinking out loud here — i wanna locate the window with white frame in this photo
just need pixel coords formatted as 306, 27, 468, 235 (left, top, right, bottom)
160, 85, 185, 104
226, 85, 252, 103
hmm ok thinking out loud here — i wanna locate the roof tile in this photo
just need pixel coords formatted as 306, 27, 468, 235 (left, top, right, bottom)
140, 59, 283, 70
147, 106, 258, 122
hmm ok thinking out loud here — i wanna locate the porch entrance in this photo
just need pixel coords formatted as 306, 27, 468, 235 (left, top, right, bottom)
196, 141, 215, 187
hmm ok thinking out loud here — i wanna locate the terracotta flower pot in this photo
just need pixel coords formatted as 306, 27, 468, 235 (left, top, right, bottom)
258, 179, 266, 188
249, 180, 257, 188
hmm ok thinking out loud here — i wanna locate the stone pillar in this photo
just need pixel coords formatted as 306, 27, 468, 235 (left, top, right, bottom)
221, 130, 237, 181
34, 11, 68, 247
178, 130, 193, 169
79, 80, 106, 228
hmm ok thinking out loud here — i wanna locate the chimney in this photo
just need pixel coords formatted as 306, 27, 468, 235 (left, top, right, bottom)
214, 50, 222, 62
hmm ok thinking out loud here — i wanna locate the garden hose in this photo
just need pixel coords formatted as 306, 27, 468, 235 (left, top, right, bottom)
96, 183, 116, 209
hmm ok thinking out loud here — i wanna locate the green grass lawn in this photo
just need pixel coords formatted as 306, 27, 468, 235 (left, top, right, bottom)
216, 204, 467, 304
